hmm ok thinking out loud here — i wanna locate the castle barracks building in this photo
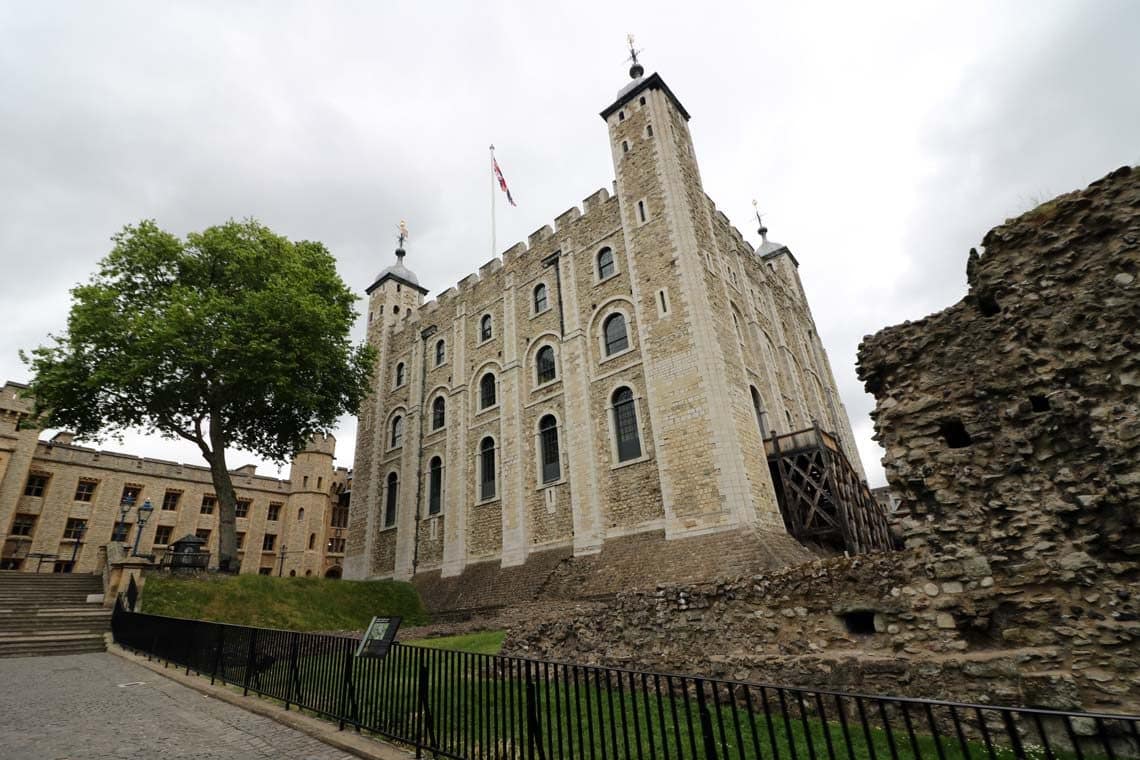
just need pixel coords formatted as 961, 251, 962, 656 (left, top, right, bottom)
345, 64, 868, 590
0, 381, 351, 577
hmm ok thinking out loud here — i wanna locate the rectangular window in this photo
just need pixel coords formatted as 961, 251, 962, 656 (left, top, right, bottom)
330, 505, 349, 529
327, 536, 346, 554
267, 503, 281, 522
11, 513, 36, 537
0, 559, 22, 570
262, 534, 276, 552
258, 567, 272, 576
110, 522, 130, 542
24, 474, 49, 497
235, 499, 251, 518
74, 479, 98, 502
153, 526, 173, 545
63, 518, 87, 540
200, 495, 216, 515
161, 491, 181, 511
236, 532, 245, 550
195, 528, 211, 544
120, 485, 141, 507
541, 426, 561, 484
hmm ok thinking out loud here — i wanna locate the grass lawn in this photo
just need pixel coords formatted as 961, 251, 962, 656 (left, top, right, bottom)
404, 630, 506, 655
142, 573, 428, 630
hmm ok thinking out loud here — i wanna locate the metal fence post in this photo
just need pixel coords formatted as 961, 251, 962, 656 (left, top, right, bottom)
285, 631, 299, 711
243, 628, 258, 697
695, 679, 719, 760
525, 661, 547, 760
211, 625, 225, 685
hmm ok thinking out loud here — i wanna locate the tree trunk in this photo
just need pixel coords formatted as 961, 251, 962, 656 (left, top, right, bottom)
207, 418, 240, 572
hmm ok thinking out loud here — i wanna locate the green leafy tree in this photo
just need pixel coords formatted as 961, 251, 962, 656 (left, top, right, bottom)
22, 219, 376, 571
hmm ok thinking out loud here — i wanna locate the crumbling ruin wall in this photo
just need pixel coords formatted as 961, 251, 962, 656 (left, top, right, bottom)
505, 167, 1139, 715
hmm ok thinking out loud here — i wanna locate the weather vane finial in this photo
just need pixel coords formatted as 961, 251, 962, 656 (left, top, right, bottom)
626, 34, 644, 80
752, 200, 769, 242
397, 220, 409, 259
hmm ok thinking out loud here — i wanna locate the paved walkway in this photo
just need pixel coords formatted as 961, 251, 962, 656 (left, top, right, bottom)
0, 652, 358, 759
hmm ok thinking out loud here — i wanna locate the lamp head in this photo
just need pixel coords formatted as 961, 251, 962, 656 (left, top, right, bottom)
138, 498, 154, 524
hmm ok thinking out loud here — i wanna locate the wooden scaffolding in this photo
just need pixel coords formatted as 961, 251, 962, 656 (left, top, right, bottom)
765, 424, 893, 555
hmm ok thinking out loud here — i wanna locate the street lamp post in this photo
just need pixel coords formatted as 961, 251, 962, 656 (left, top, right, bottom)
116, 494, 135, 544
130, 498, 154, 557
278, 544, 288, 576
68, 521, 86, 571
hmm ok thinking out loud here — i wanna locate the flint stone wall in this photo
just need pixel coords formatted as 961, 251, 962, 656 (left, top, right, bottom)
506, 167, 1140, 715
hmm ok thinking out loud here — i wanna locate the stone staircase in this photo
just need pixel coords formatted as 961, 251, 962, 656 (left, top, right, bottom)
0, 571, 111, 657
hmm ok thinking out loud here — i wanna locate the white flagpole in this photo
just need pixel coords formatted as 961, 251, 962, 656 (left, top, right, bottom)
490, 144, 497, 258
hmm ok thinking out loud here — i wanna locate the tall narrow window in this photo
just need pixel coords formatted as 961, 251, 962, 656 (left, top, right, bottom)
603, 313, 629, 356
613, 387, 642, 462
751, 386, 770, 439
480, 314, 493, 341
533, 283, 548, 313
539, 415, 561, 484
395, 362, 405, 387
480, 373, 497, 409
432, 396, 446, 430
428, 457, 443, 515
390, 415, 404, 448
597, 247, 615, 279
435, 339, 446, 366
384, 473, 399, 527
479, 438, 496, 501
637, 200, 647, 223
536, 346, 556, 385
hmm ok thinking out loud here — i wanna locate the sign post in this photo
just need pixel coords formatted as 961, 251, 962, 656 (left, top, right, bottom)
355, 616, 402, 659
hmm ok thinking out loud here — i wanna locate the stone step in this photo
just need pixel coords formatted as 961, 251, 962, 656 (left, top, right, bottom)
0, 637, 107, 658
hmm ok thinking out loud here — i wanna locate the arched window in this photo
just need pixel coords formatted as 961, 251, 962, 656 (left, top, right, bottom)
308, 533, 315, 550
479, 437, 496, 501
428, 456, 443, 515
536, 346, 556, 385
533, 283, 548, 313
612, 387, 642, 462
298, 507, 305, 521
732, 311, 744, 343
480, 314, 493, 342
395, 362, 405, 387
480, 373, 497, 409
435, 339, 445, 366
597, 247, 615, 279
384, 472, 398, 527
603, 313, 629, 356
750, 386, 770, 439
432, 396, 446, 430
390, 415, 403, 448
539, 415, 560, 484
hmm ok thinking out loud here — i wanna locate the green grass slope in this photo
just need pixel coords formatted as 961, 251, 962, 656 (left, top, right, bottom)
142, 574, 428, 631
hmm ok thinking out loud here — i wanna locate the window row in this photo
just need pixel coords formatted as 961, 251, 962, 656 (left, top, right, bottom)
380, 387, 644, 526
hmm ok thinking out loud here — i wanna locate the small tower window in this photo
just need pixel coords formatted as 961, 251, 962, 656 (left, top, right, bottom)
390, 415, 404, 448
480, 373, 497, 409
539, 415, 561, 484
393, 305, 400, 314
534, 283, 548, 313
432, 396, 446, 430
618, 110, 625, 121
536, 345, 556, 385
597, 247, 615, 280
639, 96, 646, 106
646, 124, 653, 137
435, 339, 445, 366
384, 472, 398, 528
479, 437, 496, 501
622, 140, 629, 154
308, 533, 315, 550
603, 313, 630, 356
612, 387, 642, 462
480, 314, 493, 342
637, 200, 647, 223
395, 362, 405, 387
428, 456, 443, 515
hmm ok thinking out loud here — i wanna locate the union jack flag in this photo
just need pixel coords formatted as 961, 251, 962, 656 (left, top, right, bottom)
492, 156, 516, 207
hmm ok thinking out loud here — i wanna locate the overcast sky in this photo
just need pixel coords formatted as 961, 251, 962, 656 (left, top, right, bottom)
2, 1, 1137, 485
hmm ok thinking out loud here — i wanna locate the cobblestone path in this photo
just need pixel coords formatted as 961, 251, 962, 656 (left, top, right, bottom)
0, 652, 358, 759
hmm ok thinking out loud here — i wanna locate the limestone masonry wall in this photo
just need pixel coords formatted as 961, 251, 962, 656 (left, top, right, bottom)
507, 167, 1140, 715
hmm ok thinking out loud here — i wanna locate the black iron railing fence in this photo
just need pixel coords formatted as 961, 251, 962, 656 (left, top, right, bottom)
112, 602, 1139, 759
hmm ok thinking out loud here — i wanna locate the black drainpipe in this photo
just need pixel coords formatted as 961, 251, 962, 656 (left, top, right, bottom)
411, 324, 438, 576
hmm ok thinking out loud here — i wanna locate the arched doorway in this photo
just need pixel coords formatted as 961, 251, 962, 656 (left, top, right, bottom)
324, 566, 342, 579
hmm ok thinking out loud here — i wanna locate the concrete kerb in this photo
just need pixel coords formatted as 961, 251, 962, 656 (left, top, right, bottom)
107, 645, 413, 760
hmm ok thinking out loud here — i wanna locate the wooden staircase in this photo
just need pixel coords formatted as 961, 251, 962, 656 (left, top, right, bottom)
0, 571, 111, 657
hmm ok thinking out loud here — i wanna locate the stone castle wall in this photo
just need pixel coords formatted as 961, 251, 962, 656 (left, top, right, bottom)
507, 167, 1140, 716
0, 381, 350, 577
346, 72, 862, 588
